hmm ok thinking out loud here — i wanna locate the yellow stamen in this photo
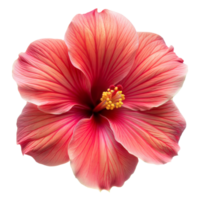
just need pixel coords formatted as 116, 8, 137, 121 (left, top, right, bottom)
93, 86, 125, 112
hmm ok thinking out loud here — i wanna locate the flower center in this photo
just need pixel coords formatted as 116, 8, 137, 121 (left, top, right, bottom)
93, 85, 125, 112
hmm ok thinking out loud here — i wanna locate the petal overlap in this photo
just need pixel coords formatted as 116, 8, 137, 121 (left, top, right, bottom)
13, 39, 92, 114
65, 9, 138, 103
120, 32, 187, 111
68, 115, 138, 190
17, 103, 90, 166
102, 100, 186, 164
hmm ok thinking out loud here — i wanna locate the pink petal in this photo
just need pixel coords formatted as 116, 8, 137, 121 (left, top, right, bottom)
17, 103, 90, 166
13, 39, 92, 114
120, 32, 187, 111
68, 115, 138, 190
65, 9, 138, 103
102, 100, 186, 164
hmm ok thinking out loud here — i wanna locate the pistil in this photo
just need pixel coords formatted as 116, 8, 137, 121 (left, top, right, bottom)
93, 85, 125, 112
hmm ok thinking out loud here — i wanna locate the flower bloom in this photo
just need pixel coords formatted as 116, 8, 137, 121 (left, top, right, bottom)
13, 9, 187, 190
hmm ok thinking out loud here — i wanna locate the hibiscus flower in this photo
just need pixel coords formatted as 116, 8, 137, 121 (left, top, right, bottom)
13, 9, 187, 190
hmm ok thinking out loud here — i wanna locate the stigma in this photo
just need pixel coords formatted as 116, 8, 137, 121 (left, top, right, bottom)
93, 85, 125, 112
